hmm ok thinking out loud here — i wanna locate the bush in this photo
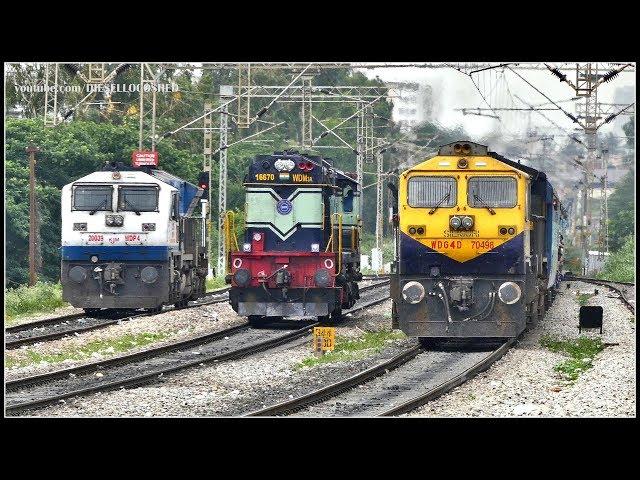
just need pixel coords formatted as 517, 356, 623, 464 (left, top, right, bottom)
597, 235, 635, 283
5, 282, 66, 323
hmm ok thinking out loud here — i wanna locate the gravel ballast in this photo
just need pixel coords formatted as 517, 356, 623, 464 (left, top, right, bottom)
29, 299, 404, 417
15, 281, 635, 417
407, 281, 635, 417
5, 301, 246, 380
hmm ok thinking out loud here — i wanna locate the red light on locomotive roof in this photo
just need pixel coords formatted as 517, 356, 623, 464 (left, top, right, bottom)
298, 161, 306, 170
305, 161, 314, 171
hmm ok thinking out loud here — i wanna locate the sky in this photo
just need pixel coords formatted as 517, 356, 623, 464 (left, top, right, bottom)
360, 64, 636, 141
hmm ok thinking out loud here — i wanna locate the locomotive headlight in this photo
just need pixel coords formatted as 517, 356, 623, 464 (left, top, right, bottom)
141, 266, 159, 284
461, 216, 474, 230
233, 268, 251, 287
91, 255, 99, 263
498, 282, 522, 305
106, 215, 114, 226
402, 281, 425, 304
450, 216, 462, 230
242, 243, 252, 252
253, 233, 262, 242
69, 266, 87, 284
314, 268, 330, 287
311, 243, 320, 252
114, 215, 124, 226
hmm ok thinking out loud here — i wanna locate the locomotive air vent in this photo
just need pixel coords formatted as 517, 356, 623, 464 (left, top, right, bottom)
438, 141, 488, 157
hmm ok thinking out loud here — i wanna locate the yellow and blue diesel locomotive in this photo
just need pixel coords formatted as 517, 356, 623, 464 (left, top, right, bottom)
389, 141, 566, 341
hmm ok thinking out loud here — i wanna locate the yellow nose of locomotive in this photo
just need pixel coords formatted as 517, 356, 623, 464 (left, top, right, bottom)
399, 142, 528, 263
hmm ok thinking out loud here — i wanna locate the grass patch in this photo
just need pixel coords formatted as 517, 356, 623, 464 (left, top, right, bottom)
296, 329, 406, 369
5, 331, 171, 369
5, 282, 67, 325
540, 335, 604, 381
576, 293, 593, 306
206, 276, 228, 292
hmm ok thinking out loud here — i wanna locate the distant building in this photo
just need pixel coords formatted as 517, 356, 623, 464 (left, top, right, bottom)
586, 250, 610, 276
386, 81, 434, 132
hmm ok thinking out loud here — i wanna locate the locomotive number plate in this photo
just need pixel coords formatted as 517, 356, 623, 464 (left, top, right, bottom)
471, 240, 495, 251
82, 233, 147, 246
313, 327, 335, 351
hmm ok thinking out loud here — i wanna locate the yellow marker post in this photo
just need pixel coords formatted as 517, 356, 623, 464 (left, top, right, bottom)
313, 327, 335, 356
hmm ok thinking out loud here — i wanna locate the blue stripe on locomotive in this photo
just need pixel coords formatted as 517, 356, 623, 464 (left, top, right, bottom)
61, 245, 173, 262
400, 232, 525, 275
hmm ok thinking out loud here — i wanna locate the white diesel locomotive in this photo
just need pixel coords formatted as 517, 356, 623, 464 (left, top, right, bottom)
61, 161, 208, 312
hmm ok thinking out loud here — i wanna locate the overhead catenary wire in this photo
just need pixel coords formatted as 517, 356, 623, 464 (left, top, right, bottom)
507, 66, 580, 126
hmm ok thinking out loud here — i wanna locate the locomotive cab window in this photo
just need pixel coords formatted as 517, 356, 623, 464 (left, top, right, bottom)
407, 176, 457, 208
118, 186, 159, 212
170, 192, 179, 220
72, 185, 113, 211
467, 176, 517, 208
343, 189, 354, 213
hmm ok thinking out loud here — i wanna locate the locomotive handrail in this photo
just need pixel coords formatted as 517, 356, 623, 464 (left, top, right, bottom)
224, 210, 240, 274
334, 213, 343, 275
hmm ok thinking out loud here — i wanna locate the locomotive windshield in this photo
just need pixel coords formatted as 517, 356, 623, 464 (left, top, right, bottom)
468, 176, 517, 208
118, 186, 159, 212
73, 185, 113, 211
407, 177, 457, 208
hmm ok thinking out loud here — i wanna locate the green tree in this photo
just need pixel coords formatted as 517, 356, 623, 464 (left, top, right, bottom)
598, 235, 635, 282
607, 169, 635, 251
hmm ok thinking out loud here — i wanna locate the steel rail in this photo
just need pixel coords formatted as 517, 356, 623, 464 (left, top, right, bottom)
246, 346, 422, 416
5, 287, 232, 348
6, 323, 251, 392
378, 339, 516, 416
7, 282, 391, 413
564, 275, 635, 314
5, 286, 231, 334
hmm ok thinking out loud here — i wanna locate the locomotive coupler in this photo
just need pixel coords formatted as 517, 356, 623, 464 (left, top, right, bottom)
275, 268, 292, 288
450, 278, 474, 312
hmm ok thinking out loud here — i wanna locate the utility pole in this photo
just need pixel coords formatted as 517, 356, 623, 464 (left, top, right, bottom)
138, 63, 162, 151
597, 144, 609, 259
27, 145, 40, 286
43, 63, 59, 127
203, 100, 214, 278
301, 75, 313, 148
218, 86, 232, 276
374, 137, 384, 272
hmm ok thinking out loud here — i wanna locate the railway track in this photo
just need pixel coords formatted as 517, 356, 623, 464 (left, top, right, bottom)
247, 339, 514, 417
5, 287, 232, 349
564, 274, 635, 314
6, 279, 390, 415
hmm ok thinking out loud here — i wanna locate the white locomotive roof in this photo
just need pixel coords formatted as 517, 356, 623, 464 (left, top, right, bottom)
66, 169, 170, 188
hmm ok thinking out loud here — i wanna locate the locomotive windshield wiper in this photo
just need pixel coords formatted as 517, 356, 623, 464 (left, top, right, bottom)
89, 199, 108, 215
123, 198, 141, 216
473, 193, 496, 215
428, 186, 452, 215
